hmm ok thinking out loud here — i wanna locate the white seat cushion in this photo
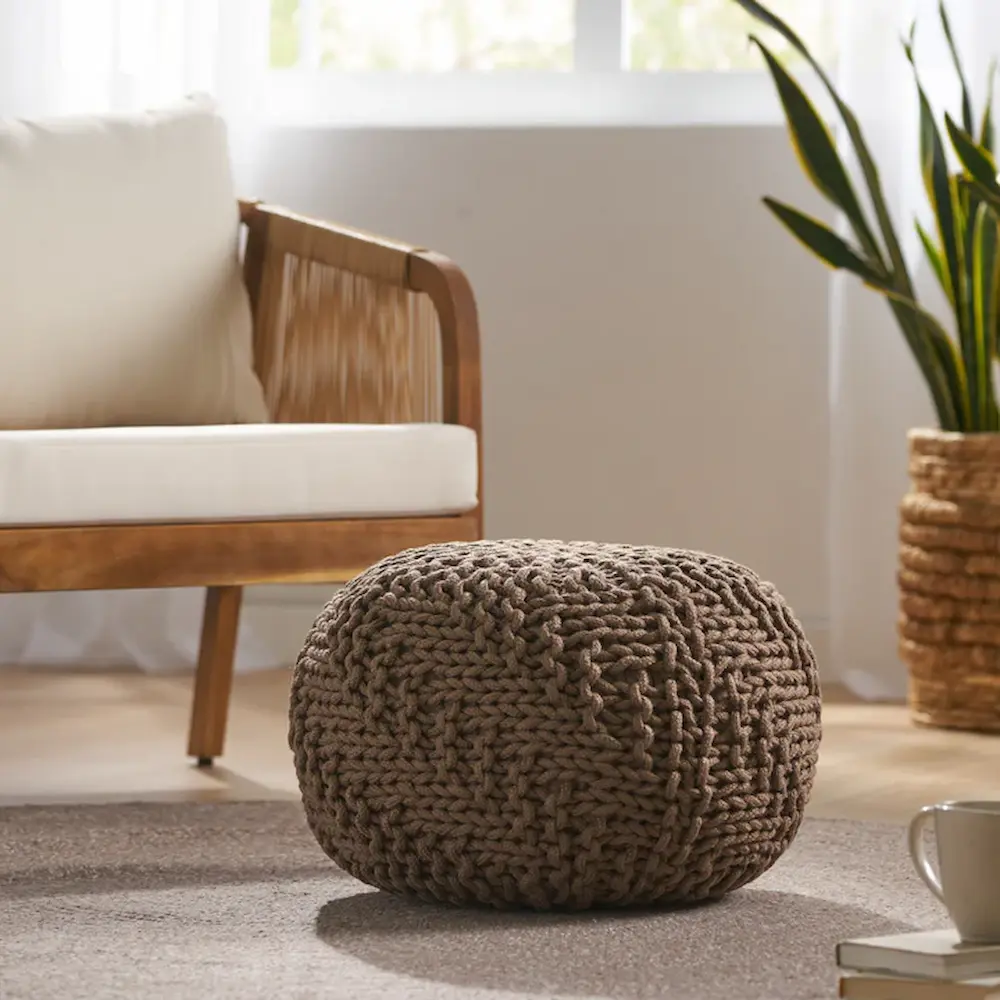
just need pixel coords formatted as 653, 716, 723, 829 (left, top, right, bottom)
0, 96, 268, 428
0, 424, 478, 526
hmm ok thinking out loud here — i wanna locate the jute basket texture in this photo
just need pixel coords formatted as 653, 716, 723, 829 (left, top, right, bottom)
289, 540, 822, 910
900, 429, 1000, 732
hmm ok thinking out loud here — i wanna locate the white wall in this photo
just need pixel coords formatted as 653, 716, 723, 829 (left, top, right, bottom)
241, 126, 833, 668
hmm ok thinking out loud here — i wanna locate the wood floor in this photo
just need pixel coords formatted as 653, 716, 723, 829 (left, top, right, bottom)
1, 669, 997, 821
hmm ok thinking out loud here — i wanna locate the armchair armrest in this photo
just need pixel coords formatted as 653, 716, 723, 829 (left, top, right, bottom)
239, 201, 481, 446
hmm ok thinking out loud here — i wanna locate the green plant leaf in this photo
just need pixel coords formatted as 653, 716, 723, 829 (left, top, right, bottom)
950, 175, 979, 425
905, 42, 964, 324
732, 0, 912, 299
882, 292, 967, 430
734, 0, 968, 430
750, 38, 872, 246
946, 113, 999, 188
981, 59, 997, 155
762, 198, 886, 284
959, 176, 980, 343
916, 219, 953, 306
971, 200, 1000, 428
730, 0, 810, 54
959, 176, 1000, 217
939, 0, 975, 135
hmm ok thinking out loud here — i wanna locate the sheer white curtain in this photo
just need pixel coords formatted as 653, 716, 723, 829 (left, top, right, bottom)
0, 0, 269, 118
0, 0, 288, 673
830, 0, 1000, 697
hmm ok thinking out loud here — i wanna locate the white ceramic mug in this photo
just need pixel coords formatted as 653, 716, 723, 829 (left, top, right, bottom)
908, 800, 1000, 943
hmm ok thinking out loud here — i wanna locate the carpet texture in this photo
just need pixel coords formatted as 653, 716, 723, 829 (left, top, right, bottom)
291, 540, 821, 909
0, 802, 946, 1000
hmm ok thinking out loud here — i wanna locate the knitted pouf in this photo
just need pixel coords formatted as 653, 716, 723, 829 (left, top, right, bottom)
289, 540, 822, 910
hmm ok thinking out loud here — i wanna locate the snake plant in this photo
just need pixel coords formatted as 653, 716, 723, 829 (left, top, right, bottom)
735, 0, 999, 432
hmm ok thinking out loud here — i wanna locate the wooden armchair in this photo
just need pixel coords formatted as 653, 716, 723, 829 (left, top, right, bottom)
0, 200, 483, 765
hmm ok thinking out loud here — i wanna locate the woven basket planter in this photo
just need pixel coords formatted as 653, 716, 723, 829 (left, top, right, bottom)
899, 429, 1000, 732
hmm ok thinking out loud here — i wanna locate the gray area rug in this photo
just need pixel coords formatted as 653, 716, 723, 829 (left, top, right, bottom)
0, 801, 947, 1000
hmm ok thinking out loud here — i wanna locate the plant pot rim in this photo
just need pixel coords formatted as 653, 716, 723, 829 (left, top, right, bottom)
909, 428, 1000, 439
909, 427, 1000, 460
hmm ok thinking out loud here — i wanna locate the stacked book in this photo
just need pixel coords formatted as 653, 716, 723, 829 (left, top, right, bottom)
837, 930, 1000, 999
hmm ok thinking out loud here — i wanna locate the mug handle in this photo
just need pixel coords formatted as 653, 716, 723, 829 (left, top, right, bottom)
908, 805, 946, 904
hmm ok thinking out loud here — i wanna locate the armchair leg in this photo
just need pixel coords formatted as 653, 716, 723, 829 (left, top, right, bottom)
187, 586, 242, 766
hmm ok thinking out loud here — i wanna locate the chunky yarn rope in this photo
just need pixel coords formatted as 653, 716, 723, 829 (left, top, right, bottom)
900, 429, 1000, 732
290, 540, 821, 910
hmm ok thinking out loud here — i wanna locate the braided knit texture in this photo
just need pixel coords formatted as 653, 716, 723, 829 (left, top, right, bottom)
289, 540, 821, 910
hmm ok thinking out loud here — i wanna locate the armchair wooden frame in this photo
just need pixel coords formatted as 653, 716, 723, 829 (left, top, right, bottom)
0, 201, 483, 766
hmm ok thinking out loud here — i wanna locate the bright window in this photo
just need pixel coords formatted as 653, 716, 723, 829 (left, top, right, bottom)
263, 0, 836, 126
271, 0, 574, 71
627, 0, 836, 71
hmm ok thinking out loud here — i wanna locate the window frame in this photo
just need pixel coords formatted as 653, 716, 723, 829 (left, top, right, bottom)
245, 0, 822, 128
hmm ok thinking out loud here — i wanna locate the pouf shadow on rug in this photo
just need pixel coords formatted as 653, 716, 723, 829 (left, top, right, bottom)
290, 540, 822, 909
314, 889, 907, 1000
310, 818, 946, 1000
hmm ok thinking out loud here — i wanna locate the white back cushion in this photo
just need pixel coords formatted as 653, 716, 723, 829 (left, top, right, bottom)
0, 96, 268, 428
